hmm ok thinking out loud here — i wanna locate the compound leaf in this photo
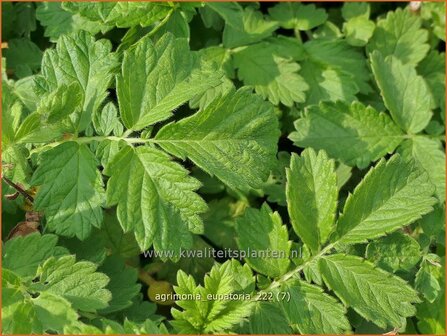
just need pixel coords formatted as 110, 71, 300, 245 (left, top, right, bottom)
171, 260, 254, 334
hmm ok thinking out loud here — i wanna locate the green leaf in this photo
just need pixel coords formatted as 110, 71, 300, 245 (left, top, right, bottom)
117, 33, 223, 130
37, 83, 83, 125
232, 40, 308, 106
286, 149, 337, 253
418, 51, 446, 115
343, 17, 375, 47
32, 292, 79, 333
36, 2, 111, 41
171, 260, 254, 334
299, 39, 371, 104
93, 101, 122, 137
203, 198, 246, 250
333, 155, 436, 244
367, 8, 429, 65
207, 3, 278, 48
235, 204, 290, 278
104, 145, 206, 253
278, 279, 351, 334
421, 2, 446, 42
155, 87, 280, 191
98, 256, 141, 314
319, 254, 420, 329
4, 38, 42, 78
268, 3, 327, 30
2, 301, 41, 334
290, 101, 403, 168
3, 233, 65, 278
31, 142, 105, 240
370, 51, 433, 134
416, 257, 445, 334
240, 302, 292, 334
100, 209, 141, 258
341, 3, 370, 20
366, 231, 421, 273
36, 31, 117, 132
415, 254, 442, 303
305, 39, 371, 93
62, 2, 173, 28
398, 137, 445, 202
36, 255, 111, 312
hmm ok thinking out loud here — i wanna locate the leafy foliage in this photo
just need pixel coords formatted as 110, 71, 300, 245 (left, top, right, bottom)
2, 2, 445, 335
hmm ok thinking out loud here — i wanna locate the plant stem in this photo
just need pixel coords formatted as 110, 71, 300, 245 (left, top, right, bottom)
259, 243, 335, 294
1, 176, 34, 202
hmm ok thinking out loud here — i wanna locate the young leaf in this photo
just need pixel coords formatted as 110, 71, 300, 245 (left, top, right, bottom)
232, 41, 308, 106
171, 260, 254, 334
286, 149, 337, 253
268, 3, 327, 30
290, 101, 403, 168
235, 203, 291, 278
104, 145, 207, 253
155, 87, 280, 191
334, 155, 436, 244
367, 8, 429, 65
117, 33, 223, 130
31, 142, 105, 240
370, 51, 433, 134
36, 255, 111, 312
319, 254, 421, 329
35, 31, 117, 132
3, 233, 66, 279
278, 279, 351, 334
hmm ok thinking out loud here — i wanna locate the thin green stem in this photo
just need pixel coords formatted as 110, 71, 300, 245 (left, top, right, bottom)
258, 243, 335, 295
